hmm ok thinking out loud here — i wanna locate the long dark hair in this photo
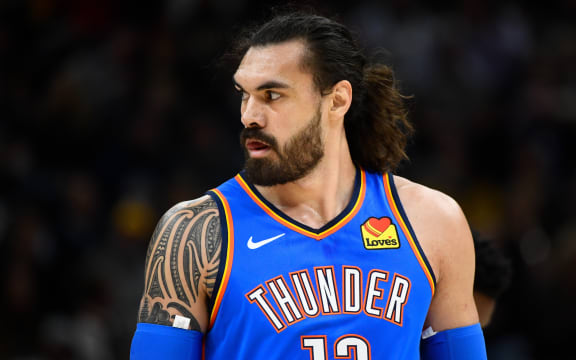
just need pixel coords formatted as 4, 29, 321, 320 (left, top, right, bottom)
228, 12, 413, 173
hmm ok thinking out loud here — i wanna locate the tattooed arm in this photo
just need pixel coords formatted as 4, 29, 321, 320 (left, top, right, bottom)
137, 195, 221, 333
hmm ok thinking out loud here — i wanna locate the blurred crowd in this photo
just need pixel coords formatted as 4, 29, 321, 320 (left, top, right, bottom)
1, 0, 575, 359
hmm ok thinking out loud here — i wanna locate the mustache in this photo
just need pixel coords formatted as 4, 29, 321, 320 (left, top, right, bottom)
240, 127, 279, 150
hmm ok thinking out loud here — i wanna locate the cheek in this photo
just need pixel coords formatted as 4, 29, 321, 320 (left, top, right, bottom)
266, 108, 292, 134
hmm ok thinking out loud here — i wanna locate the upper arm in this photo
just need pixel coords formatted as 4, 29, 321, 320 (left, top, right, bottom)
395, 178, 479, 332
422, 194, 479, 331
137, 195, 222, 333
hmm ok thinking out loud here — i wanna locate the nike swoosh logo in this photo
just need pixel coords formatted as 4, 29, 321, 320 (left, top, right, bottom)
247, 233, 286, 250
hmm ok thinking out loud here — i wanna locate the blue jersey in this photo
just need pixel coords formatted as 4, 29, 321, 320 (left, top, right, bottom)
205, 169, 436, 359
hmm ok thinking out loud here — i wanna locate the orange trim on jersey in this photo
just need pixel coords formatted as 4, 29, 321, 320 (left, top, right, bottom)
383, 174, 436, 296
208, 189, 234, 328
234, 170, 366, 240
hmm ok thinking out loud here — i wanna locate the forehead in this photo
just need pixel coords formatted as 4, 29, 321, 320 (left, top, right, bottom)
234, 40, 313, 89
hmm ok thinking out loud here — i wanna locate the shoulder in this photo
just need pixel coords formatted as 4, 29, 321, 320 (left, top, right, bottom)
152, 195, 223, 279
394, 175, 461, 218
162, 195, 220, 220
138, 195, 223, 331
150, 195, 222, 250
392, 175, 474, 282
392, 175, 467, 234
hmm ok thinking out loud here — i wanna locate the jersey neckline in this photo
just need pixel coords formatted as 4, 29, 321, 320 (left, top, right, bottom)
234, 168, 366, 240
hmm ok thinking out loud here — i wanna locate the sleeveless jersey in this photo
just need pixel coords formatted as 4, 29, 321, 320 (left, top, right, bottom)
204, 169, 436, 359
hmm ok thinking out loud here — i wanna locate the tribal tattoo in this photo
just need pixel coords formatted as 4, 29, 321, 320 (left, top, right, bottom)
137, 196, 221, 331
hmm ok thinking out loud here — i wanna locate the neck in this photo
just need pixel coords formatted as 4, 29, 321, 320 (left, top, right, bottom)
255, 136, 356, 229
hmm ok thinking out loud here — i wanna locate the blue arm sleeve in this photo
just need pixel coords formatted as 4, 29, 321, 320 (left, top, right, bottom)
130, 323, 203, 360
421, 323, 487, 360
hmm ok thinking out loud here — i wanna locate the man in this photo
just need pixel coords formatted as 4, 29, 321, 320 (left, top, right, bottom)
130, 12, 487, 359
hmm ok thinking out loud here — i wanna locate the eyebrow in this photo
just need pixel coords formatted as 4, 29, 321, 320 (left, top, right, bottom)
233, 78, 291, 91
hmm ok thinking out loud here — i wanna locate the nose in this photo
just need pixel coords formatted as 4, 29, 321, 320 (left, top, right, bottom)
241, 97, 265, 129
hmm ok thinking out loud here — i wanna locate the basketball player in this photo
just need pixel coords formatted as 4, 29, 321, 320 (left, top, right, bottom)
130, 12, 487, 359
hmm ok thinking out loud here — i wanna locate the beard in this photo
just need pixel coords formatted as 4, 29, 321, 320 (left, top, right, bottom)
240, 110, 324, 186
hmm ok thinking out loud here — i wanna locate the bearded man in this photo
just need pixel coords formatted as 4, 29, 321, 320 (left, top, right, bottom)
130, 12, 487, 360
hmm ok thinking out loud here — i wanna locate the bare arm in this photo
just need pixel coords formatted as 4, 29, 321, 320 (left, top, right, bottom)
137, 195, 221, 333
394, 177, 479, 331
422, 194, 479, 331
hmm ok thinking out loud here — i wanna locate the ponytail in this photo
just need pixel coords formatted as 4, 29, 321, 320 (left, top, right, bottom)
345, 64, 414, 173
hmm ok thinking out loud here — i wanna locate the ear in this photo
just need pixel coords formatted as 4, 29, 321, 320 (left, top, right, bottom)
327, 80, 353, 120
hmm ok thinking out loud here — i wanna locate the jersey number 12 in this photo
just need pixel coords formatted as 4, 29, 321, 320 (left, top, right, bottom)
301, 334, 371, 359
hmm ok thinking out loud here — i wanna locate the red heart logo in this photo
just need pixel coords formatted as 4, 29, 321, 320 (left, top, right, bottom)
367, 217, 391, 235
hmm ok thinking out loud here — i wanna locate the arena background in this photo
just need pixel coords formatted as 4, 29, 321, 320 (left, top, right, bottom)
1, 0, 575, 359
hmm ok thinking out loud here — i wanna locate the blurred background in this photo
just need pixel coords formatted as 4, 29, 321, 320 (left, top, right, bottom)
1, 0, 575, 359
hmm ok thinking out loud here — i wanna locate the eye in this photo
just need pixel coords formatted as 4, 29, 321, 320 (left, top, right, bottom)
265, 91, 281, 101
235, 86, 249, 101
